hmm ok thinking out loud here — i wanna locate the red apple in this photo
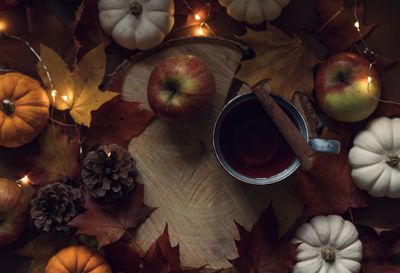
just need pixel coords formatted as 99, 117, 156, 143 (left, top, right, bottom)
147, 55, 216, 121
315, 52, 381, 123
0, 178, 29, 246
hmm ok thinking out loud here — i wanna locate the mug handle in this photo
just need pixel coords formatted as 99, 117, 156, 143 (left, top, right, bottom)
309, 138, 341, 154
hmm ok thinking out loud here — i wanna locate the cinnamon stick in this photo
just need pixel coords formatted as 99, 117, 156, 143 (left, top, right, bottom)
253, 85, 314, 169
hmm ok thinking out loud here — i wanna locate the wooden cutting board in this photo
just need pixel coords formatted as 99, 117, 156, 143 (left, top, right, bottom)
114, 37, 303, 269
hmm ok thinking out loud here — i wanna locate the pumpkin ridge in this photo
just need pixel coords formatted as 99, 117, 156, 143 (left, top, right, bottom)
371, 167, 390, 195
13, 77, 40, 100
53, 255, 71, 272
82, 255, 103, 273
143, 11, 170, 32
13, 111, 42, 130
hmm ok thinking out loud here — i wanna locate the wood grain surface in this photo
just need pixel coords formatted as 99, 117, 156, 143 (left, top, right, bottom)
119, 37, 303, 269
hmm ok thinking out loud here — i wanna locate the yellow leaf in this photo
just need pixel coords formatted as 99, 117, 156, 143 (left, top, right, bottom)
37, 44, 118, 126
236, 25, 322, 100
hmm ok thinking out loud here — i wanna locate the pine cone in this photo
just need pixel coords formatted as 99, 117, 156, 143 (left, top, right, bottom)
81, 144, 137, 202
31, 182, 82, 234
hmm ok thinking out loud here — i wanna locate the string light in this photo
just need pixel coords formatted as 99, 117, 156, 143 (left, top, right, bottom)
17, 175, 30, 187
174, 0, 215, 37
62, 95, 69, 102
0, 21, 71, 109
319, 0, 400, 106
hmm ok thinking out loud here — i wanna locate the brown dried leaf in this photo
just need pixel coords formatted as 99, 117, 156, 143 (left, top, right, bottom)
26, 0, 78, 67
174, 0, 222, 15
105, 225, 204, 273
295, 130, 368, 216
236, 25, 321, 100
69, 184, 155, 248
29, 123, 81, 186
0, 38, 38, 78
14, 234, 77, 273
74, 0, 111, 61
317, 0, 374, 53
230, 205, 296, 273
83, 96, 155, 150
358, 225, 400, 273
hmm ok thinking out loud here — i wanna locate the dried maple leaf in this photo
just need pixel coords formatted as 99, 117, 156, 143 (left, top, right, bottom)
104, 240, 141, 273
230, 204, 296, 273
14, 234, 77, 273
27, 123, 81, 186
83, 96, 155, 150
358, 225, 400, 273
0, 38, 38, 78
105, 225, 203, 273
371, 64, 400, 117
317, 0, 374, 53
37, 43, 118, 126
26, 0, 79, 67
174, 0, 222, 15
236, 25, 321, 100
74, 0, 111, 61
295, 130, 368, 217
69, 183, 155, 248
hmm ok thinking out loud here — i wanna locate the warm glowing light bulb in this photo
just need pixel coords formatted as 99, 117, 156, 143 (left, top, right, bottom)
354, 21, 360, 29
195, 14, 201, 21
51, 89, 57, 98
0, 21, 6, 32
62, 95, 69, 102
197, 27, 205, 36
18, 175, 30, 187
367, 76, 372, 83
107, 152, 111, 157
21, 175, 29, 183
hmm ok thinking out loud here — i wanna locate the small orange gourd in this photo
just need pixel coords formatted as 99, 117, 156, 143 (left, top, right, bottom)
45, 245, 112, 273
0, 72, 49, 148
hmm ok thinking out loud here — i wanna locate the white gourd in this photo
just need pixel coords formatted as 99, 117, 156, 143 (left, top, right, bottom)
293, 215, 362, 273
349, 117, 400, 198
219, 0, 290, 24
98, 0, 175, 50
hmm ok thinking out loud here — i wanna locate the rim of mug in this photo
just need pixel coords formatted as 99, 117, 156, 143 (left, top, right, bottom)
212, 92, 309, 186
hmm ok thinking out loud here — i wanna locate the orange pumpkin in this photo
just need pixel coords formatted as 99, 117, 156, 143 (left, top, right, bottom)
0, 72, 49, 148
45, 245, 112, 273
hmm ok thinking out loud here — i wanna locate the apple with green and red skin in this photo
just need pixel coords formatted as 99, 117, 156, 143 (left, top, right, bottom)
315, 52, 381, 123
147, 55, 216, 121
0, 178, 29, 247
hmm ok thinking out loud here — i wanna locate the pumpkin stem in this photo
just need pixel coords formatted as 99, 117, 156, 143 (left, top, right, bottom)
129, 1, 143, 16
387, 154, 400, 167
321, 247, 336, 263
1, 99, 15, 115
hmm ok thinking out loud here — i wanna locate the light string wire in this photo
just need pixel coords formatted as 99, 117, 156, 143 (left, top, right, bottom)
174, 0, 216, 37
352, 0, 400, 106
0, 31, 78, 186
318, 0, 400, 107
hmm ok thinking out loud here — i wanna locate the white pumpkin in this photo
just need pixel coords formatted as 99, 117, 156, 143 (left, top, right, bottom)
349, 117, 400, 198
293, 215, 362, 273
98, 0, 175, 50
218, 0, 290, 24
